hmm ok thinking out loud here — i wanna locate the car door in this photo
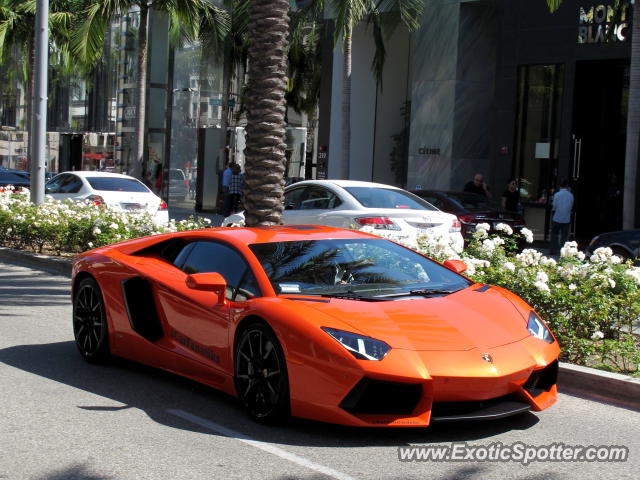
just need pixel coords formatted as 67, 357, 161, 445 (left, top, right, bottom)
153, 240, 261, 375
284, 185, 345, 227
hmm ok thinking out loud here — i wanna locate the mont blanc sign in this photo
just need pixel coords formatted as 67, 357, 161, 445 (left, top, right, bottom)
578, 3, 629, 44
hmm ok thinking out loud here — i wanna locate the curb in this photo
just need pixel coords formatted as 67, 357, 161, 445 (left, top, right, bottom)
558, 362, 640, 411
0, 248, 638, 411
0, 247, 73, 277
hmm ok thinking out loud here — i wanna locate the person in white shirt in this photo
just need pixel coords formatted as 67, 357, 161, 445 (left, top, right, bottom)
549, 179, 574, 255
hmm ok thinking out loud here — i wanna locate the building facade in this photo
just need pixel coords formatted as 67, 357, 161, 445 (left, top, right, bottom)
319, 0, 638, 242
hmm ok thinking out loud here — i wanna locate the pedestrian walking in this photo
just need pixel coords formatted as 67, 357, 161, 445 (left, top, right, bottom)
549, 179, 574, 255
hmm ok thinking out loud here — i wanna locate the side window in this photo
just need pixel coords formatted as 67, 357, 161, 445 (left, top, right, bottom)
46, 174, 68, 193
62, 175, 83, 193
236, 270, 260, 301
300, 187, 342, 210
421, 196, 441, 209
284, 187, 306, 210
180, 241, 260, 300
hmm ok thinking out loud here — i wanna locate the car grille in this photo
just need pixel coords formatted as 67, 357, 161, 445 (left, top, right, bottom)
339, 378, 422, 415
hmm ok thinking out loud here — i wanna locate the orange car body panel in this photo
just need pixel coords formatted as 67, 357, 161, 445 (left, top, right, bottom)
72, 226, 560, 427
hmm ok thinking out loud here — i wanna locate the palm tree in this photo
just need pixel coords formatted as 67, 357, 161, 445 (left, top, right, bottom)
325, 0, 424, 179
0, 0, 83, 150
242, 0, 290, 226
547, 0, 638, 229
72, 0, 228, 180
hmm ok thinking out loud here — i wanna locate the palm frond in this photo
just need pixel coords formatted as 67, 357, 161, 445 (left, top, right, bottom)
547, 0, 563, 13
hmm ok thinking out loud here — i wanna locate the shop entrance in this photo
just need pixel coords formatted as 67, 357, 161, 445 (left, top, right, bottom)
571, 59, 628, 243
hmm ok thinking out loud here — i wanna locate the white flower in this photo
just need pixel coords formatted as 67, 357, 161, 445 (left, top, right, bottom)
503, 261, 515, 272
625, 268, 640, 285
540, 257, 557, 267
568, 283, 577, 291
591, 331, 604, 340
536, 271, 549, 283
520, 227, 534, 243
109, 223, 118, 229
87, 242, 94, 248
534, 281, 550, 294
475, 223, 490, 239
93, 227, 102, 235
495, 223, 513, 235
608, 278, 616, 289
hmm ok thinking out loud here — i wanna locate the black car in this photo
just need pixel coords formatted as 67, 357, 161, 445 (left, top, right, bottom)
412, 190, 525, 240
0, 169, 30, 189
586, 230, 640, 262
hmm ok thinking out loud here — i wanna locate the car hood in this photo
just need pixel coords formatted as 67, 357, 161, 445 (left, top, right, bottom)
298, 286, 530, 351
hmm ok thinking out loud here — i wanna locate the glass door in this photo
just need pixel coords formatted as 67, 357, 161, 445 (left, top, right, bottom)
513, 64, 565, 241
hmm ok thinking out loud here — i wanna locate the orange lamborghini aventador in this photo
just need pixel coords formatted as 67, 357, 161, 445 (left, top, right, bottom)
71, 225, 559, 427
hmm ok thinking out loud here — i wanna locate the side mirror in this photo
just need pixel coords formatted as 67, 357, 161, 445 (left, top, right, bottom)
443, 259, 467, 274
185, 272, 227, 304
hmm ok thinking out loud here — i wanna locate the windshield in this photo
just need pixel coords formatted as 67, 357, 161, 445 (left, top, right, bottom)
344, 187, 438, 211
249, 238, 471, 298
86, 177, 150, 193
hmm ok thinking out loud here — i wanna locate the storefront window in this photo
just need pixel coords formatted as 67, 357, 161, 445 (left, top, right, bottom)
514, 64, 564, 240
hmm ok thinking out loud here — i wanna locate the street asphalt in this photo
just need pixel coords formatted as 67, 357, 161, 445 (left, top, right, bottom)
0, 262, 639, 480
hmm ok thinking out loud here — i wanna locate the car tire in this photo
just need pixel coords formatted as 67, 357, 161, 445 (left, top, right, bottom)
73, 277, 111, 364
234, 322, 290, 424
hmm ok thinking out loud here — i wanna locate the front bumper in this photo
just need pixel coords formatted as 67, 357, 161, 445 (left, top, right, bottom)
288, 335, 559, 427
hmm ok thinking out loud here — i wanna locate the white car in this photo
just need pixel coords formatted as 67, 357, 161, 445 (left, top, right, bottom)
45, 171, 169, 225
223, 180, 463, 249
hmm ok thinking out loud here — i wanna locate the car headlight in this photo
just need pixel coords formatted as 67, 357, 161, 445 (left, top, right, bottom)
321, 327, 391, 360
527, 312, 555, 344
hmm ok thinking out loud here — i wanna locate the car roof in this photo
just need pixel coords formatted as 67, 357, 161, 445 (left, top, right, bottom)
111, 225, 380, 255
56, 171, 138, 180
288, 179, 402, 190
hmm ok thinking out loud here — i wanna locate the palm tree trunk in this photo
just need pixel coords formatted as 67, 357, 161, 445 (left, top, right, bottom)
131, 4, 149, 180
243, 0, 290, 226
340, 27, 352, 180
623, 3, 640, 228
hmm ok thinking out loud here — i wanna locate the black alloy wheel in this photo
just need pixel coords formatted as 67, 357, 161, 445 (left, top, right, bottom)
234, 323, 290, 423
73, 277, 110, 363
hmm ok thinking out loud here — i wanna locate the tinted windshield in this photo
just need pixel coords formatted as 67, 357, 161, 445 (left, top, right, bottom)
86, 177, 150, 193
249, 238, 470, 297
446, 192, 500, 210
345, 187, 438, 211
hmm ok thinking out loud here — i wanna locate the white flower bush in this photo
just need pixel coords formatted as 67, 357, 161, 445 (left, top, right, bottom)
0, 188, 211, 254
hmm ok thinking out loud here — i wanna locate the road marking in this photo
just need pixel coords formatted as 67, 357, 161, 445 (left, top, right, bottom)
167, 409, 357, 480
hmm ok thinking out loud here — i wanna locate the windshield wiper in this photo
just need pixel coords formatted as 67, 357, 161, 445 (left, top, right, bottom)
377, 288, 460, 298
410, 288, 459, 296
319, 291, 387, 302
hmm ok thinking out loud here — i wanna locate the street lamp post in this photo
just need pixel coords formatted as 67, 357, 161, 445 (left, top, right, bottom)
30, 0, 49, 204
